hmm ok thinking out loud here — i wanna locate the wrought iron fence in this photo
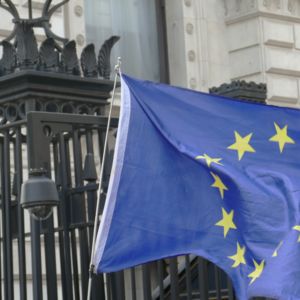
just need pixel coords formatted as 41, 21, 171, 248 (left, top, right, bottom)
108, 257, 236, 300
0, 111, 113, 300
0, 107, 238, 300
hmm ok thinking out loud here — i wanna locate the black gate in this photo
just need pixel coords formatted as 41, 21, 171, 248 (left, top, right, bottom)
0, 76, 238, 300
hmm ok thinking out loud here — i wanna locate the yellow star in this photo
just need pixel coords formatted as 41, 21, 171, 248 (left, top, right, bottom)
248, 259, 264, 285
228, 242, 246, 268
269, 123, 295, 153
215, 208, 237, 238
195, 153, 223, 167
210, 172, 228, 199
227, 131, 255, 160
293, 225, 300, 242
272, 241, 283, 257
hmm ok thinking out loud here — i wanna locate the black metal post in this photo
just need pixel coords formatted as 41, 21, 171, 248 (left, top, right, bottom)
14, 127, 27, 300
58, 133, 74, 300
169, 258, 179, 300
142, 265, 152, 300
130, 268, 137, 300
3, 131, 14, 300
184, 255, 192, 300
72, 129, 90, 298
198, 257, 209, 300
157, 260, 165, 300
31, 218, 43, 300
28, 0, 32, 19
43, 216, 58, 300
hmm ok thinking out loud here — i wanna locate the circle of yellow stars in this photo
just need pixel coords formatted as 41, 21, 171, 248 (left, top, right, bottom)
194, 121, 296, 285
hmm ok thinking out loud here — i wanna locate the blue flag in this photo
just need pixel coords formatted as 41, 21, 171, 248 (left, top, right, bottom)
93, 74, 300, 300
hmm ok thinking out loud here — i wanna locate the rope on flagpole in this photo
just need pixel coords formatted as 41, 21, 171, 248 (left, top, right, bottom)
87, 57, 121, 300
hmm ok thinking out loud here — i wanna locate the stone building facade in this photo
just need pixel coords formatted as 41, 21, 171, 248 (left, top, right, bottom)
166, 0, 300, 107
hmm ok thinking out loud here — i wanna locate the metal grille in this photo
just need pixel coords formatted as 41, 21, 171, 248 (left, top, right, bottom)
0, 113, 113, 299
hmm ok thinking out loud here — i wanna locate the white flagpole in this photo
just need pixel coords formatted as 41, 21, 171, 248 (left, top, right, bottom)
87, 58, 121, 300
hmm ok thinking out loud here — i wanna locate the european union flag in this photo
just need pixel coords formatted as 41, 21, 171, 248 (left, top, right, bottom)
93, 74, 300, 299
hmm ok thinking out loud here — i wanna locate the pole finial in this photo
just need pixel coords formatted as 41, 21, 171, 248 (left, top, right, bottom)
115, 57, 122, 75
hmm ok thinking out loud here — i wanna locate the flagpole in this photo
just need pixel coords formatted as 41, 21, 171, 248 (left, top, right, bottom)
87, 57, 121, 300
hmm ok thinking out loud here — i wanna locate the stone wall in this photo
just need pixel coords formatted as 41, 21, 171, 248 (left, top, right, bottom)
165, 0, 230, 91
225, 0, 300, 106
166, 0, 300, 106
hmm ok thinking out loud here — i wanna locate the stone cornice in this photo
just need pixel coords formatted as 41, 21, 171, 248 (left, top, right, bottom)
224, 0, 257, 19
224, 0, 300, 24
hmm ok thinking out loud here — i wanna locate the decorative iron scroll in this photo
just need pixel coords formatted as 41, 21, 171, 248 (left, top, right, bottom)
0, 0, 69, 45
0, 0, 120, 79
98, 36, 120, 79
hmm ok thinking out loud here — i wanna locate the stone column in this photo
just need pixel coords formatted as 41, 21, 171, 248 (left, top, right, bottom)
165, 0, 230, 91
63, 0, 86, 52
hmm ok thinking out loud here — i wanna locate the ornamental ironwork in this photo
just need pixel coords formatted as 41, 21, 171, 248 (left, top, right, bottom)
0, 0, 119, 79
209, 80, 267, 104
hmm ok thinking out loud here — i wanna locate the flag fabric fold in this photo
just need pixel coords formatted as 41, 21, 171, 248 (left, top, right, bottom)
93, 74, 300, 300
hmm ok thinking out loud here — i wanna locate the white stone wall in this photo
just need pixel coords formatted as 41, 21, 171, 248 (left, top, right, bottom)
165, 0, 230, 91
63, 0, 86, 52
225, 0, 300, 106
165, 0, 300, 106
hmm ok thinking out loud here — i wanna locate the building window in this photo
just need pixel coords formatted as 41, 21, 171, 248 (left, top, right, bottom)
85, 0, 163, 82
